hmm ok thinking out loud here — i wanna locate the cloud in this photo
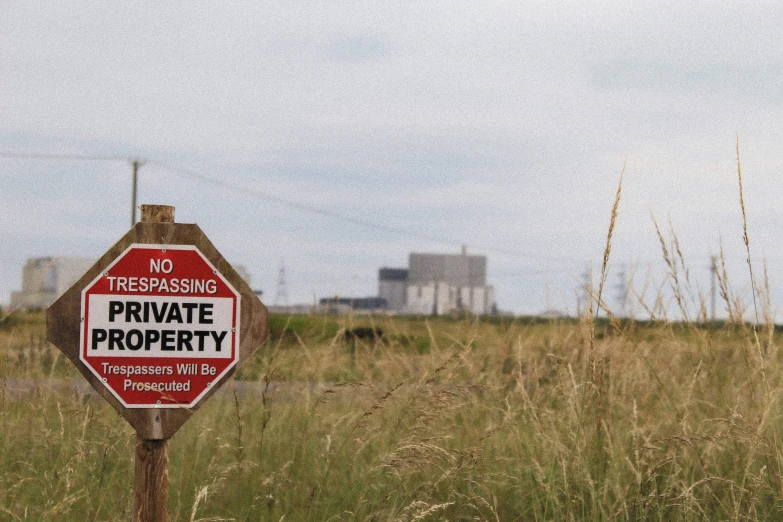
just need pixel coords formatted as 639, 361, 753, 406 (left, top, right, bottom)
325, 34, 388, 63
2, 1, 783, 313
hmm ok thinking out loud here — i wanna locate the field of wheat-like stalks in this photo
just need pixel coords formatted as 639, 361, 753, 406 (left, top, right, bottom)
2, 304, 783, 521
3, 151, 782, 521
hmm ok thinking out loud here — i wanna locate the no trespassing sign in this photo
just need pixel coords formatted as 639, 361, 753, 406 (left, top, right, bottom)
79, 244, 241, 408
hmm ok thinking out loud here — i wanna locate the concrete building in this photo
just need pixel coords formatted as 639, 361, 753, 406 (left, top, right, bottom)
378, 268, 408, 311
10, 256, 94, 310
379, 249, 496, 315
319, 297, 388, 314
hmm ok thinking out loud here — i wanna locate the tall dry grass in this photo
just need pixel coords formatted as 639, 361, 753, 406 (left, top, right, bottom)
2, 154, 783, 520
3, 304, 783, 521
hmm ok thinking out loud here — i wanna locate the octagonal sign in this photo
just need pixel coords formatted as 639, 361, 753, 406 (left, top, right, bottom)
80, 243, 241, 408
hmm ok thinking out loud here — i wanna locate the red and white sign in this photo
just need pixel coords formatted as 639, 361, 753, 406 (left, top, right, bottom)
79, 244, 241, 408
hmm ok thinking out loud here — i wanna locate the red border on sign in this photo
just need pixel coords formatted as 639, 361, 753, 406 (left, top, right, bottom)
79, 244, 241, 408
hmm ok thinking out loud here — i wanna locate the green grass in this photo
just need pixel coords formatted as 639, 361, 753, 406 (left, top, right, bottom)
5, 147, 777, 520
3, 308, 783, 521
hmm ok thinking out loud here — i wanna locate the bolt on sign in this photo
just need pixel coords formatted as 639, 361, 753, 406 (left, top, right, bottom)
47, 206, 268, 439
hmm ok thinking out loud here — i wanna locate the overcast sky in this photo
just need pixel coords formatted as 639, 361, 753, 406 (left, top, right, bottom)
2, 1, 782, 316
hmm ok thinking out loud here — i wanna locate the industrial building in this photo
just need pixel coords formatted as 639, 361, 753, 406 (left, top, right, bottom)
379, 249, 496, 315
319, 297, 388, 314
9, 257, 254, 311
377, 268, 408, 311
10, 256, 94, 310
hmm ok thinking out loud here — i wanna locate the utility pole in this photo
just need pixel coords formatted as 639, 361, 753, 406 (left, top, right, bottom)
131, 160, 141, 227
710, 255, 717, 322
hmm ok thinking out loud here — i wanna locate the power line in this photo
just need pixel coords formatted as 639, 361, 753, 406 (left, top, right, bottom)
149, 160, 583, 265
0, 149, 584, 265
0, 151, 131, 162
491, 266, 584, 278
0, 150, 143, 229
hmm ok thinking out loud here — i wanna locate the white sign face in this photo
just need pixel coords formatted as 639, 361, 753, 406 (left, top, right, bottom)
85, 295, 235, 358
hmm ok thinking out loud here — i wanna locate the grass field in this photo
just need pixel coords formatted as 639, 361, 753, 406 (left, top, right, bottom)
3, 306, 783, 521
3, 157, 782, 521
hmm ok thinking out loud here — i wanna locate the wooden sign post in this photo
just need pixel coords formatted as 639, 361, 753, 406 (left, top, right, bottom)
47, 205, 268, 521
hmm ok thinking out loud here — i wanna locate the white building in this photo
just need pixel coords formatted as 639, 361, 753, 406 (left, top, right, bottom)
379, 249, 496, 315
10, 257, 94, 310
